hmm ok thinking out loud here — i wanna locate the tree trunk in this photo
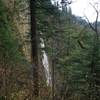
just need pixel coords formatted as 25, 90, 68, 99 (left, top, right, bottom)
30, 0, 39, 97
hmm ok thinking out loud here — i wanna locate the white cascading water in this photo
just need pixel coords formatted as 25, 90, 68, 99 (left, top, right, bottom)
40, 37, 51, 86
42, 51, 51, 86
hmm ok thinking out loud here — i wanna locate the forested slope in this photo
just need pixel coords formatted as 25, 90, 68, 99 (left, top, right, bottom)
0, 0, 100, 100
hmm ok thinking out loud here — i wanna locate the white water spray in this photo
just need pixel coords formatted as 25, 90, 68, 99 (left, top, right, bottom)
42, 51, 51, 86
40, 36, 51, 86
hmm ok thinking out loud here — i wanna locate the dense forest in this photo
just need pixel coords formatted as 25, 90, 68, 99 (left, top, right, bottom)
0, 0, 100, 100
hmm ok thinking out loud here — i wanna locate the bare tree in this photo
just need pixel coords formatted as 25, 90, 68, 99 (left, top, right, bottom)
84, 2, 100, 100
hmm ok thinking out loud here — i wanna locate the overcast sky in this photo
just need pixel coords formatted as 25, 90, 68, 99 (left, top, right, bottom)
51, 0, 100, 22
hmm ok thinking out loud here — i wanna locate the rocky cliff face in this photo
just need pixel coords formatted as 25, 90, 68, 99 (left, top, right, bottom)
3, 0, 31, 61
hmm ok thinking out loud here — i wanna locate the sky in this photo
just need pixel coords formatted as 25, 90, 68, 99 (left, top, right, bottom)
51, 0, 100, 22
70, 0, 100, 22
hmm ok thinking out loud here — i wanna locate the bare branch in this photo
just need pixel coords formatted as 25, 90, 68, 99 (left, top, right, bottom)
84, 14, 95, 32
19, 6, 30, 12
89, 3, 99, 32
77, 40, 87, 49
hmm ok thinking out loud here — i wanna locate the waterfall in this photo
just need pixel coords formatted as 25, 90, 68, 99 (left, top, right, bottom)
42, 51, 51, 86
40, 37, 51, 86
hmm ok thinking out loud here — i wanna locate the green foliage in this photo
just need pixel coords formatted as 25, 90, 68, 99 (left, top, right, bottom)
0, 0, 100, 99
0, 0, 24, 66
41, 1, 100, 99
0, 1, 32, 99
